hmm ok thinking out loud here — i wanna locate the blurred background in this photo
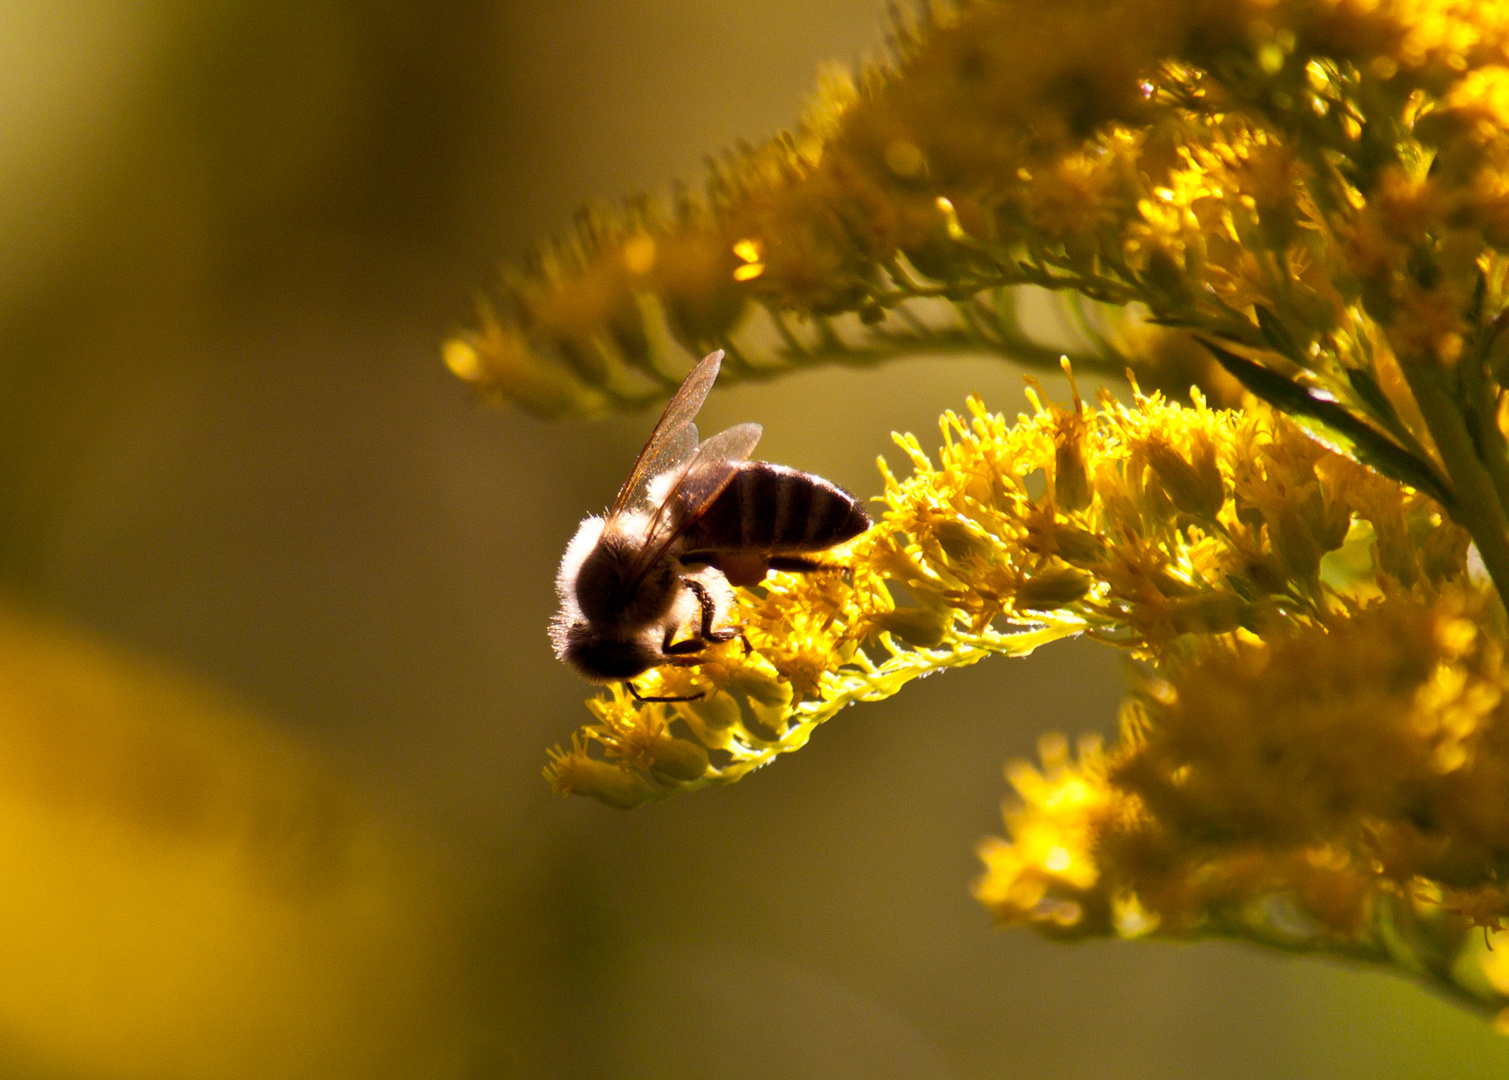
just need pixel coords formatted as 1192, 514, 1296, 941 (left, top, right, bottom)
3, 1, 1509, 1076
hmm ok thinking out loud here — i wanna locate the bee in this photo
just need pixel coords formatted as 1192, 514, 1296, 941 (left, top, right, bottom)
550, 349, 870, 698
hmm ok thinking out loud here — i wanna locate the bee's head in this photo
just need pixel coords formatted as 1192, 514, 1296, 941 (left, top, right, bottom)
554, 621, 658, 682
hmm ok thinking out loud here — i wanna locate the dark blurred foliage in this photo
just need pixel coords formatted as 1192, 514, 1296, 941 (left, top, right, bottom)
0, 2, 1507, 1077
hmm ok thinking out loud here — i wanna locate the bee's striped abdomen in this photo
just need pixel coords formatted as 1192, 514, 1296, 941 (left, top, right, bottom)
681, 462, 870, 555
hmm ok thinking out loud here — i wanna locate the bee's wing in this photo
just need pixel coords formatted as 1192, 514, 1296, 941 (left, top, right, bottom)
610, 349, 725, 516
627, 421, 763, 584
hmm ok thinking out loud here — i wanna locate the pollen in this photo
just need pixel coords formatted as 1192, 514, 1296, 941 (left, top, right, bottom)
732, 238, 766, 281
732, 238, 763, 263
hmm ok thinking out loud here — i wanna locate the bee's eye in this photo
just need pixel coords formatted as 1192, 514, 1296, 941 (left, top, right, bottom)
574, 545, 625, 617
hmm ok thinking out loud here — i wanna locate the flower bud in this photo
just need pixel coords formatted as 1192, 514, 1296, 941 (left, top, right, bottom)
653, 232, 748, 344
676, 692, 742, 750
743, 705, 789, 741
1016, 568, 1094, 610
444, 323, 608, 419
1268, 502, 1323, 580
934, 520, 995, 563
649, 736, 711, 783
1055, 428, 1093, 513
872, 607, 951, 647
547, 755, 655, 809
1368, 507, 1417, 585
1146, 436, 1223, 519
1050, 525, 1107, 566
1145, 246, 1192, 305
721, 665, 793, 709
1419, 521, 1470, 582
1166, 593, 1245, 635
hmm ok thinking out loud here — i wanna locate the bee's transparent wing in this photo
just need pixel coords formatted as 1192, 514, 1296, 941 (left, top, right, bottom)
610, 350, 725, 516
627, 421, 763, 584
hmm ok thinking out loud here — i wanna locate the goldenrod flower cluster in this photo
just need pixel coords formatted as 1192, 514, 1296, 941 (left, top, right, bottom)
466, 0, 1509, 1021
547, 373, 1466, 787
977, 580, 1509, 1021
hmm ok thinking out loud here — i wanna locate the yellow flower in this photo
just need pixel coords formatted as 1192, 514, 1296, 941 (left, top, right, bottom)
974, 733, 1122, 937
480, 0, 1509, 1022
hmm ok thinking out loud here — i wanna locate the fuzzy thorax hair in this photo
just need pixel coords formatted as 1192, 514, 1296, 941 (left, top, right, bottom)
549, 512, 732, 680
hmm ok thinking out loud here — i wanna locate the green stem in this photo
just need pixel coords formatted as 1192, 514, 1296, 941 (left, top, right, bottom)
1205, 892, 1500, 1022
1401, 361, 1509, 604
1461, 326, 1509, 514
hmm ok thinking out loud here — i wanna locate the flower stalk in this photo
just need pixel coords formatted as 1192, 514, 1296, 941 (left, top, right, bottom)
1401, 353, 1509, 599
455, 0, 1509, 1023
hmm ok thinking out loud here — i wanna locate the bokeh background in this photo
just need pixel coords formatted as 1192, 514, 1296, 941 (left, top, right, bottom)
4, 2, 1509, 1076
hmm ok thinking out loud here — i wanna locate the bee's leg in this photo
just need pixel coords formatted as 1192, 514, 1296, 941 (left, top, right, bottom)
626, 680, 703, 703
661, 634, 708, 656
660, 625, 719, 662
682, 577, 741, 644
766, 556, 827, 573
768, 554, 853, 584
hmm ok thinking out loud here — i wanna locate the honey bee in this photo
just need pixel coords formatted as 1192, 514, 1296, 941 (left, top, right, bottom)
550, 349, 870, 698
